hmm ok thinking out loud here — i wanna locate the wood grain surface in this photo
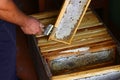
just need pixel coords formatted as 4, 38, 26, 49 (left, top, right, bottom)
52, 65, 120, 80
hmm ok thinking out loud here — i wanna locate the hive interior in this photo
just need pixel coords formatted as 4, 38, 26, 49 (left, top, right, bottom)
31, 9, 119, 79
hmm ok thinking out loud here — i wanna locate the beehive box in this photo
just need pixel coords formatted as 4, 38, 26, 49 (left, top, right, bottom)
30, 10, 118, 80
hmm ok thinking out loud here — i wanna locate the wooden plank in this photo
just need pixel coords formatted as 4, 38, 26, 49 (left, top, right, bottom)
38, 25, 111, 53
78, 11, 103, 30
31, 8, 91, 21
30, 10, 59, 20
38, 30, 108, 47
39, 18, 57, 26
49, 0, 91, 44
43, 40, 114, 57
52, 65, 120, 80
40, 34, 112, 53
45, 41, 116, 60
37, 25, 107, 46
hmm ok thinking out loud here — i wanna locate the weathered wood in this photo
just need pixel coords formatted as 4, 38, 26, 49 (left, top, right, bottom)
43, 40, 114, 57
38, 26, 107, 46
52, 65, 120, 80
37, 25, 107, 45
39, 18, 57, 26
40, 33, 112, 53
38, 30, 108, 47
49, 0, 91, 44
46, 43, 116, 75
78, 11, 103, 30
30, 10, 59, 20
44, 41, 116, 60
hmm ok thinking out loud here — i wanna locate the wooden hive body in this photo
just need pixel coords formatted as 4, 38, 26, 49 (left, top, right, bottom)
31, 9, 118, 79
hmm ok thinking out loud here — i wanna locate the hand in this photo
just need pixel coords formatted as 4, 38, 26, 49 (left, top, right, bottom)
20, 16, 44, 35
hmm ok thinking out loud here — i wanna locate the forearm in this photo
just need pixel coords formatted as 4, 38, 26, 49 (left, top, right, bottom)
0, 0, 44, 35
0, 0, 29, 26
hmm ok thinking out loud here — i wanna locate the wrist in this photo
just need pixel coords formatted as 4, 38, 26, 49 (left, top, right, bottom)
18, 16, 30, 27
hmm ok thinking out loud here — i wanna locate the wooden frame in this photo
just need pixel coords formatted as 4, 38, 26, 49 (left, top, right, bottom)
49, 0, 91, 44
